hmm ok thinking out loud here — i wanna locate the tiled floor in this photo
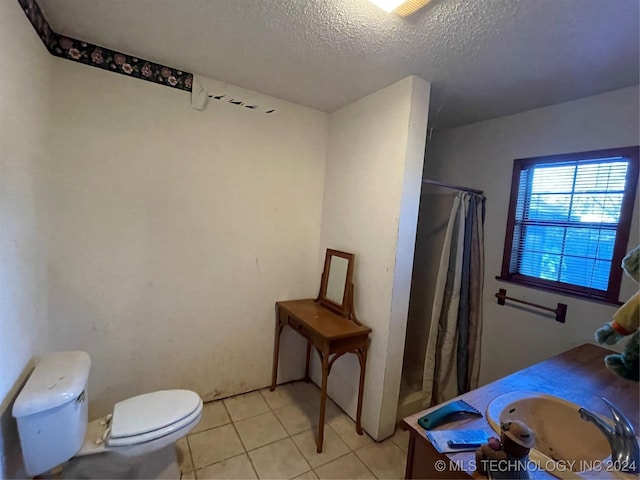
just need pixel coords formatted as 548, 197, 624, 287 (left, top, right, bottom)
177, 381, 409, 480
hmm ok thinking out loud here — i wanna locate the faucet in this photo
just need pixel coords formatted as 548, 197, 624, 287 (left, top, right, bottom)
578, 398, 639, 474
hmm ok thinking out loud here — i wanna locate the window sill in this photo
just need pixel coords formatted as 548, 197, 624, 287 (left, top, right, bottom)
495, 275, 623, 307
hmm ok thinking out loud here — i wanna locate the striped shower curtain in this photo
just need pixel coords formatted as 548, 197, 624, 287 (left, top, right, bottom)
422, 191, 486, 405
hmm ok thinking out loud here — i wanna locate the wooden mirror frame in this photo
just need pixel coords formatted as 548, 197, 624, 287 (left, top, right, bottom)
318, 249, 355, 318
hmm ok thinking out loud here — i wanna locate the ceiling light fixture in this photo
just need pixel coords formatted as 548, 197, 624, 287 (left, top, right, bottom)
368, 0, 432, 16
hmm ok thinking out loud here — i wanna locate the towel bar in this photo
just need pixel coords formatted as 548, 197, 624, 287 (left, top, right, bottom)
495, 288, 567, 323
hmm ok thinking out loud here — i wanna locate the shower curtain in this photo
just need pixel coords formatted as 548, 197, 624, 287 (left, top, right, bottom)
422, 190, 486, 405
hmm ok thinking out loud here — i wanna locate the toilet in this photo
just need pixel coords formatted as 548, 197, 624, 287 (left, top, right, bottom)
12, 351, 203, 479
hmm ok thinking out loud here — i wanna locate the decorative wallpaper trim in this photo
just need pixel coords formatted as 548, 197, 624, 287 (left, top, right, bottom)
18, 0, 276, 113
17, 0, 57, 50
51, 37, 193, 91
18, 0, 192, 92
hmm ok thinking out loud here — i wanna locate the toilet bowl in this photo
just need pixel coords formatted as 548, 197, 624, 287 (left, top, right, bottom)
13, 351, 203, 479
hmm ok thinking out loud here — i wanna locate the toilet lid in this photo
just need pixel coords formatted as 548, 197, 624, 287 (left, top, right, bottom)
110, 390, 201, 439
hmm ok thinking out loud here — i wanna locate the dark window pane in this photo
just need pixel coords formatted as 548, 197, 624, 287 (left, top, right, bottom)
559, 256, 597, 289
521, 225, 564, 254
574, 161, 627, 192
558, 256, 610, 291
564, 227, 615, 260
595, 230, 616, 260
520, 251, 560, 281
570, 193, 623, 223
527, 194, 571, 220
531, 165, 575, 193
591, 261, 612, 291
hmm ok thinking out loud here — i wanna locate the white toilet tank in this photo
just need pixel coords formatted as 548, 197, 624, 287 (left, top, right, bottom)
13, 351, 91, 477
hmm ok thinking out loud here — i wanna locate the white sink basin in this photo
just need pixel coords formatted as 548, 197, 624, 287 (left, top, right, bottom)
486, 391, 632, 479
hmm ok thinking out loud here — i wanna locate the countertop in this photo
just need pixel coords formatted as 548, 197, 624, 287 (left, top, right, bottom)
403, 344, 639, 478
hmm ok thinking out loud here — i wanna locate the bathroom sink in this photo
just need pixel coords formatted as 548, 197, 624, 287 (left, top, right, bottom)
486, 391, 632, 479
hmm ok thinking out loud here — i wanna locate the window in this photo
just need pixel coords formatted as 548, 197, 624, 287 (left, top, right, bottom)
499, 147, 639, 304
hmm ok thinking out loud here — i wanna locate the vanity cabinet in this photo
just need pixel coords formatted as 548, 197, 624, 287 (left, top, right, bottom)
403, 344, 639, 479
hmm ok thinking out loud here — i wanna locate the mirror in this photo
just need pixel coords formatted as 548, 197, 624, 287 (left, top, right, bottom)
326, 256, 349, 304
319, 249, 355, 316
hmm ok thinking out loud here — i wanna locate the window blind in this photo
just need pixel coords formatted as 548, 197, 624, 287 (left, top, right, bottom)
509, 158, 629, 291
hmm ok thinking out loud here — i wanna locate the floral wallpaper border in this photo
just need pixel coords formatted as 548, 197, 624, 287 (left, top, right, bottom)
18, 0, 276, 113
52, 37, 193, 91
17, 0, 56, 50
18, 0, 192, 92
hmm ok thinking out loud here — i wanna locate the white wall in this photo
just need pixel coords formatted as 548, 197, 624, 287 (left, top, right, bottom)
0, 1, 51, 477
1, 12, 431, 457
316, 76, 430, 440
47, 63, 432, 442
424, 86, 640, 385
46, 58, 329, 417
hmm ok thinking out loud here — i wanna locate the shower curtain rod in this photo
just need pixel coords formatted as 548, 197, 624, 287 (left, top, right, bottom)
422, 179, 484, 195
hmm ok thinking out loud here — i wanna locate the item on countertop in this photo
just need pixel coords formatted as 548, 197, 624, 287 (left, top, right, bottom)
426, 429, 491, 453
417, 399, 482, 430
475, 419, 535, 479
594, 245, 640, 382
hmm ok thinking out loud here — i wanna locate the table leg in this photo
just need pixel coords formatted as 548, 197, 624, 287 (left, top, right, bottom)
304, 342, 311, 381
355, 343, 368, 435
270, 315, 284, 392
317, 347, 329, 453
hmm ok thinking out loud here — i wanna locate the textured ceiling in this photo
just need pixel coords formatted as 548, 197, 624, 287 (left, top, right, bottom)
37, 0, 639, 129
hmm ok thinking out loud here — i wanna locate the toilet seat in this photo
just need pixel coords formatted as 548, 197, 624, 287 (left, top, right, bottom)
107, 390, 202, 447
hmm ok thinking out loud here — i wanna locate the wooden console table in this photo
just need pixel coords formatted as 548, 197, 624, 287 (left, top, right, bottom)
270, 299, 371, 453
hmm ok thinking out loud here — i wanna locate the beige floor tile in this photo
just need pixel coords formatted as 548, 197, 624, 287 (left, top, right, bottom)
176, 437, 194, 473
291, 425, 350, 468
305, 397, 342, 425
327, 413, 373, 450
390, 428, 410, 452
293, 470, 319, 479
181, 471, 196, 480
290, 381, 321, 404
248, 438, 311, 479
324, 401, 342, 424
268, 381, 341, 420
314, 453, 375, 480
192, 400, 231, 434
224, 391, 271, 421
354, 440, 406, 480
195, 453, 257, 479
234, 411, 289, 451
260, 384, 299, 410
188, 424, 245, 469
273, 401, 319, 435
295, 385, 337, 413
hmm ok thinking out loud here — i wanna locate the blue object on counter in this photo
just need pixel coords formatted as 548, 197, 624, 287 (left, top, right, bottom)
417, 399, 482, 430
426, 429, 491, 453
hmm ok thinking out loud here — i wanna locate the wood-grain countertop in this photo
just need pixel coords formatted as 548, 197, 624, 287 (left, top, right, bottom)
402, 344, 639, 479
